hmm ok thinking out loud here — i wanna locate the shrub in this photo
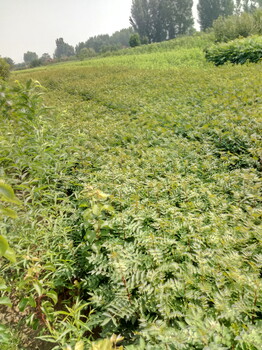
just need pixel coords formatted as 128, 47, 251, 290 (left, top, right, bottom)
213, 8, 262, 42
129, 33, 141, 47
205, 35, 262, 65
0, 58, 10, 80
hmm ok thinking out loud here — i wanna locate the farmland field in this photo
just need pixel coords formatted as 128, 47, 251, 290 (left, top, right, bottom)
1, 37, 262, 349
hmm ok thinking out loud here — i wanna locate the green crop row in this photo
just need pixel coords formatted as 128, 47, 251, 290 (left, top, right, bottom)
205, 35, 262, 65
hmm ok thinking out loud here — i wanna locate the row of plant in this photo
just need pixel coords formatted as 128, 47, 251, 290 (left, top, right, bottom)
0, 79, 93, 349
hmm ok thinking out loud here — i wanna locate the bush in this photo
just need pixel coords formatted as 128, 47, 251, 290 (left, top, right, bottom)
0, 58, 10, 80
129, 33, 141, 47
213, 8, 262, 42
205, 35, 262, 65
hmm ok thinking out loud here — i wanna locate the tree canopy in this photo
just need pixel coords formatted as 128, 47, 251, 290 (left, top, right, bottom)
23, 51, 38, 65
235, 0, 262, 13
197, 0, 234, 31
130, 0, 194, 43
3, 57, 14, 68
75, 28, 134, 55
54, 38, 75, 59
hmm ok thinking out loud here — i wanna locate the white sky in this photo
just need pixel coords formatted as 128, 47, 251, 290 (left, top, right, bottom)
0, 0, 199, 63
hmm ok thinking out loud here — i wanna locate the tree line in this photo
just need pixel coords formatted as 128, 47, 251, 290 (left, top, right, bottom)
11, 28, 134, 69
130, 0, 262, 43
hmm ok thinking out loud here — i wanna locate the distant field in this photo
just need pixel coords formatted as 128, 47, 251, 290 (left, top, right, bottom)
15, 33, 215, 73
2, 34, 262, 349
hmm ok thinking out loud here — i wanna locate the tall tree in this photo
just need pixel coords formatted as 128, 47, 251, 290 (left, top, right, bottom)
235, 0, 262, 13
166, 0, 194, 39
23, 51, 38, 65
198, 0, 234, 30
130, 0, 193, 43
54, 38, 75, 59
130, 0, 151, 41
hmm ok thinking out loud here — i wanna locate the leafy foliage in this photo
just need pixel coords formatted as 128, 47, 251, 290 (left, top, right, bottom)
1, 35, 262, 349
0, 181, 19, 344
205, 35, 262, 65
23, 51, 38, 65
235, 0, 262, 13
70, 33, 215, 70
0, 57, 10, 80
54, 38, 75, 59
129, 33, 141, 47
3, 57, 14, 69
0, 181, 19, 262
99, 31, 215, 57
197, 0, 234, 31
130, 0, 194, 43
213, 8, 262, 42
75, 28, 134, 55
77, 48, 97, 61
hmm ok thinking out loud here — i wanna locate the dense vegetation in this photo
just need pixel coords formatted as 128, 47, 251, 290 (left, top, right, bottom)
197, 0, 234, 31
205, 35, 262, 65
0, 33, 262, 350
213, 8, 262, 42
75, 28, 134, 56
0, 58, 11, 80
130, 0, 194, 42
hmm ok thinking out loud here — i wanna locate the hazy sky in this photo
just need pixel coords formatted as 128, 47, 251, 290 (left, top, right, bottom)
0, 0, 199, 63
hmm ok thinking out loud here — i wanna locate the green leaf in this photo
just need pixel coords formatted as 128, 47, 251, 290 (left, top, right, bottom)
19, 297, 29, 312
28, 295, 36, 308
3, 247, 16, 263
33, 282, 43, 296
0, 182, 15, 199
0, 235, 8, 256
0, 206, 18, 219
0, 182, 20, 204
0, 278, 8, 291
92, 204, 100, 216
0, 296, 12, 307
46, 290, 58, 305
75, 340, 85, 350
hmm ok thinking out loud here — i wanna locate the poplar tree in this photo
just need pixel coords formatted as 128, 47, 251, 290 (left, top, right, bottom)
197, 0, 234, 30
130, 0, 194, 43
235, 0, 262, 13
130, 0, 151, 41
